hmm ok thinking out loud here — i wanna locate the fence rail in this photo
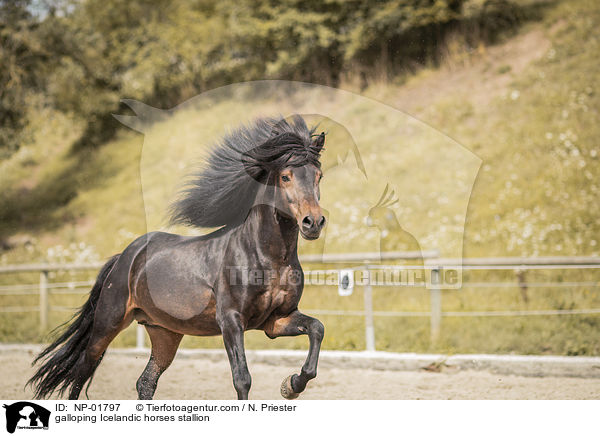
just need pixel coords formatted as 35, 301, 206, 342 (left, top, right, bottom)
0, 253, 599, 350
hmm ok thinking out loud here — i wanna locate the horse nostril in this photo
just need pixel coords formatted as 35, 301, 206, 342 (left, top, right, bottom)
302, 216, 314, 229
317, 215, 326, 228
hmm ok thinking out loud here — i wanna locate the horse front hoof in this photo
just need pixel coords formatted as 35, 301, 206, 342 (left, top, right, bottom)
280, 375, 299, 399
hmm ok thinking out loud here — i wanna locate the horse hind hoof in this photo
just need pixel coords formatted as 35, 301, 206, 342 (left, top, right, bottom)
280, 375, 299, 400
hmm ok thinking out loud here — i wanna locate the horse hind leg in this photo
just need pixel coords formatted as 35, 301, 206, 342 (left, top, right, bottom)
136, 325, 183, 400
69, 305, 134, 399
69, 266, 134, 399
69, 321, 131, 399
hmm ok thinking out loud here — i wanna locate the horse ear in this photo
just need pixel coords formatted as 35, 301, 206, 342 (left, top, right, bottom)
313, 132, 325, 150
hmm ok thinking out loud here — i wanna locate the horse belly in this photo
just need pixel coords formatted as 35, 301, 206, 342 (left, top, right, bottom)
134, 280, 221, 336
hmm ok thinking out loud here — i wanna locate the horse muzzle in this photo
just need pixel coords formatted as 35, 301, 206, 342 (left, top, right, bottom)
300, 214, 326, 240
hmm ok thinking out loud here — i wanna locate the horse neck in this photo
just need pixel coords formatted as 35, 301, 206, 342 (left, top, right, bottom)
241, 204, 299, 263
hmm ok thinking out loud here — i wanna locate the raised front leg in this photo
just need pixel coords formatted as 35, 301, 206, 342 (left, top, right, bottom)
263, 310, 324, 399
218, 310, 252, 400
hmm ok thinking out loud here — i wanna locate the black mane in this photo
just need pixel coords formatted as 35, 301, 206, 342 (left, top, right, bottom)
169, 115, 323, 228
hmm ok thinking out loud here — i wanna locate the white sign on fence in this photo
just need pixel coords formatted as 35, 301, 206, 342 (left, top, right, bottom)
338, 269, 354, 296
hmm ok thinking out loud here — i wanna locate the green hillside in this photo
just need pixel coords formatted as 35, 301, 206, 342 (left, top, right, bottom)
1, 0, 599, 354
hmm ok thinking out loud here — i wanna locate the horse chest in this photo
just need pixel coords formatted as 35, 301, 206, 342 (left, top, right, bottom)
267, 283, 299, 308
247, 267, 302, 325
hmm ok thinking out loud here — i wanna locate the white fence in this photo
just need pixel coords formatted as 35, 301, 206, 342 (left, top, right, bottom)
1, 254, 599, 351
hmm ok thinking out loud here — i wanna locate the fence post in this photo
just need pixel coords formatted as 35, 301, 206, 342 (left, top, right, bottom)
136, 324, 146, 350
39, 270, 49, 334
429, 266, 442, 345
363, 265, 376, 352
516, 268, 529, 303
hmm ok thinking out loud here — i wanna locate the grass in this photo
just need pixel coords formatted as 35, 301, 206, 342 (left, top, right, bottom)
1, 0, 599, 355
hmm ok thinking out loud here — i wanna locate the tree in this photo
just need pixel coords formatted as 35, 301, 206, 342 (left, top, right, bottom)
0, 0, 48, 156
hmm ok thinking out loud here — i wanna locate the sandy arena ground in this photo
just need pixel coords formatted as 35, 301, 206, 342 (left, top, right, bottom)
2, 349, 600, 400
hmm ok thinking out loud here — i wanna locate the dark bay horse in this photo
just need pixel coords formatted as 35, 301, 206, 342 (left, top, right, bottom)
28, 115, 327, 400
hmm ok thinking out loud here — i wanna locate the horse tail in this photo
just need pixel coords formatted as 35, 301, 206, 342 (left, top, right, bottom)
27, 254, 120, 399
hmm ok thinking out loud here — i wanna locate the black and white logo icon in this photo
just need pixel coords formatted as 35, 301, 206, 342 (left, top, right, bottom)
3, 402, 50, 433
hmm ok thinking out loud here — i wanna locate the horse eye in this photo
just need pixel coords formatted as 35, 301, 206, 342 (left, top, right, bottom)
281, 175, 290, 182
